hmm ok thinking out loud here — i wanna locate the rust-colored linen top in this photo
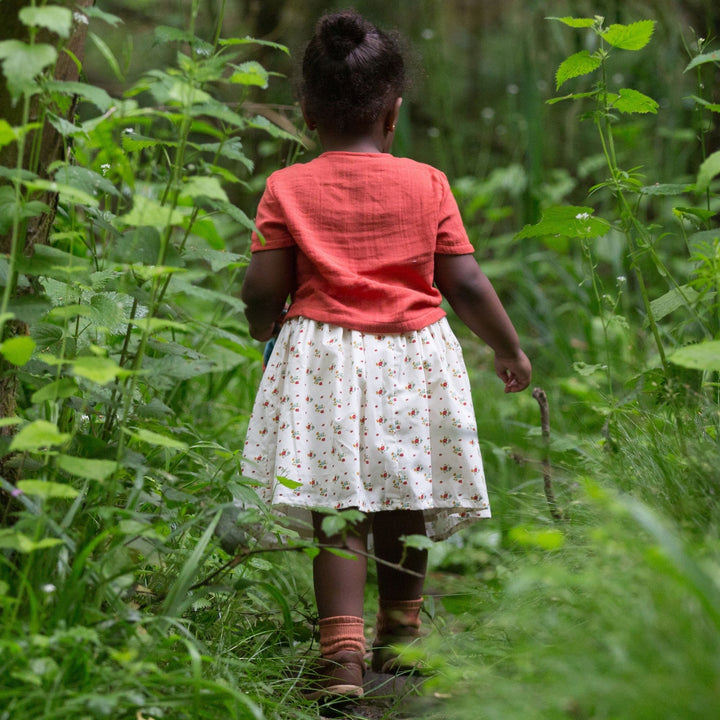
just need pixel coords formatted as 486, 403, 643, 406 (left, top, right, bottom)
250, 152, 474, 333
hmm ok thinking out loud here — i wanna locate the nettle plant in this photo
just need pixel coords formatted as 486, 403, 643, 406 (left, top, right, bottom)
0, 4, 299, 628
516, 16, 720, 401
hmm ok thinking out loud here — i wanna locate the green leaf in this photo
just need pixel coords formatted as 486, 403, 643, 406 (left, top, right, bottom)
45, 80, 114, 112
154, 25, 196, 44
669, 341, 720, 372
131, 317, 189, 332
48, 304, 93, 321
546, 16, 597, 29
639, 183, 692, 196
601, 20, 655, 51
0, 119, 16, 149
54, 166, 120, 199
15, 244, 92, 283
167, 79, 212, 106
89, 292, 129, 332
685, 50, 720, 72
197, 139, 254, 172
10, 420, 70, 452
321, 514, 348, 538
183, 247, 243, 271
128, 427, 188, 451
83, 5, 123, 27
247, 114, 300, 142
515, 206, 610, 240
189, 101, 247, 128
56, 455, 118, 481
0, 336, 36, 366
114, 195, 186, 229
180, 176, 229, 202
673, 206, 716, 223
17, 479, 79, 499
276, 476, 303, 490
546, 90, 598, 105
71, 356, 127, 385
229, 61, 269, 89
206, 199, 257, 232
509, 525, 565, 550
23, 177, 99, 208
697, 150, 720, 193
0, 529, 63, 553
31, 378, 79, 403
0, 417, 22, 428
87, 31, 124, 83
649, 286, 700, 322
0, 41, 58, 101
219, 36, 289, 55
19, 5, 73, 38
612, 88, 658, 114
400, 534, 435, 551
555, 50, 601, 90
687, 95, 720, 113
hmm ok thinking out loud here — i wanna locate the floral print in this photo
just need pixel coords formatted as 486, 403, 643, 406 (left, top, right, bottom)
241, 317, 490, 540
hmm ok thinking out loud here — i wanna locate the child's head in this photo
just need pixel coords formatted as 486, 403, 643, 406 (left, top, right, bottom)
301, 10, 405, 137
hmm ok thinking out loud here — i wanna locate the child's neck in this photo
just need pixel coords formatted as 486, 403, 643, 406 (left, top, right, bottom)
320, 135, 385, 154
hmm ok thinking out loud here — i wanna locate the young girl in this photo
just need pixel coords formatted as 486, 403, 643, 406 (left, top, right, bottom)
241, 9, 531, 702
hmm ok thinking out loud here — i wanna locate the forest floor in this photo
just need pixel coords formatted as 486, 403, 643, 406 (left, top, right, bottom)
318, 669, 426, 719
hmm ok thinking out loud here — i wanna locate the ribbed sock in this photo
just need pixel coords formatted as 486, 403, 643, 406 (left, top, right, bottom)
376, 598, 422, 635
318, 615, 366, 657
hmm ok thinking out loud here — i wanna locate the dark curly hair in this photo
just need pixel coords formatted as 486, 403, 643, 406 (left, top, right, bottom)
301, 9, 406, 136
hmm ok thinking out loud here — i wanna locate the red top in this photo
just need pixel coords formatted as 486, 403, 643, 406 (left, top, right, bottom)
250, 152, 474, 334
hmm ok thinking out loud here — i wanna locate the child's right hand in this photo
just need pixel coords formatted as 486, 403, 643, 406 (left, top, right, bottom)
494, 351, 532, 393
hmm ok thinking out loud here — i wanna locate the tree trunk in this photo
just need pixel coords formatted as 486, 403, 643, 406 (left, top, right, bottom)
1, 0, 92, 494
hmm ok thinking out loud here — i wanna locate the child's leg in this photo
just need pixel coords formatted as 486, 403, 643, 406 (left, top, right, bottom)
372, 509, 427, 601
371, 509, 427, 673
306, 511, 369, 700
312, 510, 370, 617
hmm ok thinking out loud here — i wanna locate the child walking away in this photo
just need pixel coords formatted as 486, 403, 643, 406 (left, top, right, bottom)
241, 9, 531, 706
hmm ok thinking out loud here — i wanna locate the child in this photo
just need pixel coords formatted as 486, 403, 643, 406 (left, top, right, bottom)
240, 9, 531, 703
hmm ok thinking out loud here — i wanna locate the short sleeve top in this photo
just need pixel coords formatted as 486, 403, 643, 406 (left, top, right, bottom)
250, 152, 474, 334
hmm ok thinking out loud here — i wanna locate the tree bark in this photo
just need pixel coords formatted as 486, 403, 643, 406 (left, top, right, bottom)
1, 0, 93, 492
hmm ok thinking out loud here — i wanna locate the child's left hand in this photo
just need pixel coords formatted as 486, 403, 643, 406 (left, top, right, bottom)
494, 350, 532, 393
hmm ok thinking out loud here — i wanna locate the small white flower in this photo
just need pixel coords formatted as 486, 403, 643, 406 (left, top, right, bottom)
507, 84, 520, 95
42, 584, 56, 594
421, 28, 435, 40
74, 11, 89, 25
100, 163, 111, 176
575, 212, 590, 220
122, 127, 134, 135
617, 275, 627, 283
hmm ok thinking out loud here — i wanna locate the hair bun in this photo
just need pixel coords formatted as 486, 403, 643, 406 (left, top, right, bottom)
319, 11, 367, 61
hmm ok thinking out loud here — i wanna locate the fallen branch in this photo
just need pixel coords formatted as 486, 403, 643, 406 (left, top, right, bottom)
189, 540, 424, 592
532, 387, 564, 523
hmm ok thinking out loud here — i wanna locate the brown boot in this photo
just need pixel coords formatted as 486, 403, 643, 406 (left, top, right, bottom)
371, 598, 423, 674
304, 616, 366, 701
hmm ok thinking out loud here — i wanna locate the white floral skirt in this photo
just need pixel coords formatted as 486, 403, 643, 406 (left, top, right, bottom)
241, 316, 490, 541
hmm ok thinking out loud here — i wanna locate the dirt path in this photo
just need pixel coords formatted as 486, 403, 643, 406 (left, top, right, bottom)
318, 669, 425, 719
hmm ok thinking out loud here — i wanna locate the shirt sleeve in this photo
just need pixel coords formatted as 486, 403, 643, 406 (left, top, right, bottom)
250, 177, 297, 252
435, 173, 474, 255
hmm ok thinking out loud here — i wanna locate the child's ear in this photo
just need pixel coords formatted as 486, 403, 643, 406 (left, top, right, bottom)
384, 98, 402, 135
301, 99, 317, 131
384, 96, 403, 133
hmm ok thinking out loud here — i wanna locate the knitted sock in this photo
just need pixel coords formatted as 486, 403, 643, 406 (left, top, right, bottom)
376, 598, 422, 636
318, 615, 366, 657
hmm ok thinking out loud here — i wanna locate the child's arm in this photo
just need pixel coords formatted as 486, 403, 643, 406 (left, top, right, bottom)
241, 247, 295, 342
434, 253, 531, 393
